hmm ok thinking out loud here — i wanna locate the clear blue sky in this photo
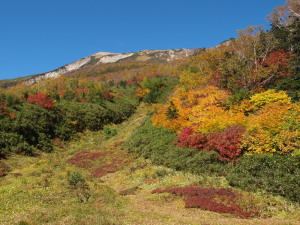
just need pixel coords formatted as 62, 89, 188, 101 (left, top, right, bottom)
0, 0, 285, 79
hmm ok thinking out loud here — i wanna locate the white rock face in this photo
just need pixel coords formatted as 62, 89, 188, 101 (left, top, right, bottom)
92, 52, 111, 58
43, 68, 67, 79
65, 57, 90, 71
98, 53, 134, 63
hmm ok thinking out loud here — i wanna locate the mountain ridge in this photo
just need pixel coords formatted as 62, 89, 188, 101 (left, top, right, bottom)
0, 48, 202, 88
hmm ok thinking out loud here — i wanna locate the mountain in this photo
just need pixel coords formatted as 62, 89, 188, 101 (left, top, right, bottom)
0, 48, 202, 88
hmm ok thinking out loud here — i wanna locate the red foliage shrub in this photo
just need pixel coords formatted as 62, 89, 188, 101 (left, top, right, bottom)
206, 125, 245, 162
152, 186, 259, 218
175, 128, 207, 150
27, 93, 55, 109
261, 50, 293, 78
127, 76, 143, 86
101, 91, 114, 101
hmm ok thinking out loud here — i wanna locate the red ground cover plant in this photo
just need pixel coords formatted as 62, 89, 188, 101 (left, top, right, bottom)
175, 128, 207, 150
67, 151, 112, 168
27, 93, 55, 109
91, 151, 131, 178
152, 186, 259, 218
67, 148, 131, 178
206, 125, 245, 162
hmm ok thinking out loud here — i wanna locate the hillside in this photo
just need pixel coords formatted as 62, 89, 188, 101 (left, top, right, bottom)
1, 103, 299, 225
0, 0, 300, 224
0, 48, 202, 88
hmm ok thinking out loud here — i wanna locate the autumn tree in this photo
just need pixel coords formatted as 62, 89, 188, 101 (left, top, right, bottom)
267, 0, 300, 99
179, 51, 225, 89
226, 26, 280, 90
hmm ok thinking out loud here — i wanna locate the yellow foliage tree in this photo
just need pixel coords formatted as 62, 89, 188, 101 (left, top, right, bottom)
249, 89, 291, 108
242, 102, 300, 154
179, 51, 225, 89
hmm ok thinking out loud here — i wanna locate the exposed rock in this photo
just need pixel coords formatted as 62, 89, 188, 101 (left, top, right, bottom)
98, 53, 134, 63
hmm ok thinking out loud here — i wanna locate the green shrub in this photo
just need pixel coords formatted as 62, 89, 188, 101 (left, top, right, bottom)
68, 172, 86, 189
67, 172, 90, 202
103, 125, 117, 139
0, 104, 58, 155
227, 154, 300, 202
0, 129, 36, 156
125, 118, 228, 176
56, 101, 110, 132
141, 77, 178, 104
223, 89, 250, 108
103, 97, 138, 124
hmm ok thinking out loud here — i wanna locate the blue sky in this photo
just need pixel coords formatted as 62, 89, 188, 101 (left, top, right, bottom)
0, 0, 285, 79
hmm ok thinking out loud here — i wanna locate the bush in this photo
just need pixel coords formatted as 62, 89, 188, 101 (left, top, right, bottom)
206, 125, 245, 162
0, 104, 58, 154
0, 94, 139, 156
227, 154, 300, 202
125, 118, 228, 176
175, 128, 207, 150
140, 77, 178, 104
0, 132, 27, 155
249, 89, 291, 108
14, 104, 56, 149
103, 125, 117, 139
103, 97, 138, 124
68, 172, 86, 189
56, 101, 110, 132
223, 89, 250, 108
27, 93, 55, 109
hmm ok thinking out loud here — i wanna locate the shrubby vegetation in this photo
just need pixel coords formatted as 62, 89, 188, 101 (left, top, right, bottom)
127, 0, 300, 203
0, 0, 299, 206
227, 154, 300, 202
125, 118, 228, 176
0, 78, 139, 156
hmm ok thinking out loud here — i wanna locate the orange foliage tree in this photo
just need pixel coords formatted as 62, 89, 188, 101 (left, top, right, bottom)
152, 86, 246, 134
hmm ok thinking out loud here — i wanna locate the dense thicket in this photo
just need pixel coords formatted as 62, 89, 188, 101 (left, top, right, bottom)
0, 80, 141, 156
